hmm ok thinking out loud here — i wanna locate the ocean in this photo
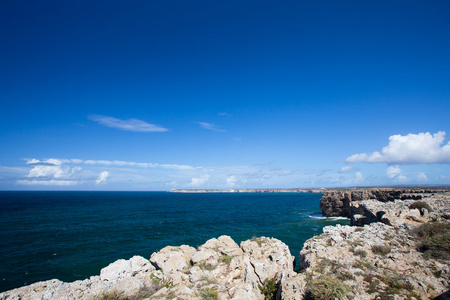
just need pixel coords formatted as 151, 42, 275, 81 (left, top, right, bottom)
0, 191, 348, 292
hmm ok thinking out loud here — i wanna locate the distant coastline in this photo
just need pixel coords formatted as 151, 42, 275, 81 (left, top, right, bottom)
170, 188, 325, 193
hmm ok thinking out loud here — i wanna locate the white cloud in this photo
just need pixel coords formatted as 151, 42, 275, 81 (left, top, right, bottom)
346, 131, 450, 164
226, 175, 237, 187
386, 166, 407, 182
25, 159, 81, 179
330, 171, 365, 186
197, 122, 227, 132
339, 166, 358, 173
218, 112, 231, 117
17, 179, 78, 186
96, 171, 109, 184
415, 172, 428, 182
355, 172, 364, 182
18, 159, 83, 186
386, 165, 401, 179
26, 158, 62, 166
27, 165, 66, 178
88, 114, 168, 132
60, 159, 194, 170
190, 175, 210, 187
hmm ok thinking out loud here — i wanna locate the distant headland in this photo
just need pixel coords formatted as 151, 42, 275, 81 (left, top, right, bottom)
170, 188, 324, 193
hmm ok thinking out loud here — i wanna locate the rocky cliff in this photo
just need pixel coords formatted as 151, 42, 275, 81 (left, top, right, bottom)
303, 191, 450, 299
319, 188, 443, 218
2, 191, 449, 300
0, 236, 303, 300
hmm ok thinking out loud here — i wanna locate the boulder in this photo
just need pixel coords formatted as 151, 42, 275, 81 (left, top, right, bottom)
100, 255, 154, 282
150, 245, 196, 274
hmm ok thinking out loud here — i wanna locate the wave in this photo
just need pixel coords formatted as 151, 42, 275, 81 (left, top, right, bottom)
309, 213, 349, 220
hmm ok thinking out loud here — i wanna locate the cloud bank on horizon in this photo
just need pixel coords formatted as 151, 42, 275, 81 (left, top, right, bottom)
3, 131, 447, 190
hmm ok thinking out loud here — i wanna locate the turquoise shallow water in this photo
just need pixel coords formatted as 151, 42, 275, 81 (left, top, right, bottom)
0, 191, 348, 292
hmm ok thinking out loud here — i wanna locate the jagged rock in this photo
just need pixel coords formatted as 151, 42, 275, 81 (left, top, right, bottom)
100, 255, 154, 282
241, 237, 294, 284
150, 245, 196, 274
278, 272, 307, 300
301, 194, 450, 300
0, 279, 64, 300
320, 188, 444, 218
351, 198, 441, 226
149, 235, 295, 300
113, 277, 143, 297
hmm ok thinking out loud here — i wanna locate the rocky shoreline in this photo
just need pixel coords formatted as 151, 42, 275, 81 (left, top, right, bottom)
1, 189, 449, 299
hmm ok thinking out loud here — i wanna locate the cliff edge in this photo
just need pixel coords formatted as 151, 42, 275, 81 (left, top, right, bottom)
2, 191, 449, 299
319, 188, 443, 218
305, 191, 450, 299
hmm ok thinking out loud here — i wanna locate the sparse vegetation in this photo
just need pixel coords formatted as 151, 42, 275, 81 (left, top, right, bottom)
363, 273, 419, 299
219, 254, 234, 264
409, 201, 433, 215
352, 259, 371, 270
150, 272, 172, 289
200, 275, 218, 285
129, 286, 154, 300
307, 275, 350, 300
197, 260, 217, 271
336, 270, 355, 281
258, 277, 279, 300
93, 290, 126, 300
316, 258, 344, 273
251, 236, 266, 246
371, 244, 391, 256
349, 240, 364, 248
199, 287, 219, 300
353, 249, 367, 258
413, 222, 450, 261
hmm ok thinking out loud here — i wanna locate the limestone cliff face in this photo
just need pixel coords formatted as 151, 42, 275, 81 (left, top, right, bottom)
0, 236, 303, 300
319, 189, 436, 217
301, 192, 450, 300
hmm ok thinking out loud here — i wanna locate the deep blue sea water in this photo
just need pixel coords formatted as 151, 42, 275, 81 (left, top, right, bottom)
0, 191, 348, 292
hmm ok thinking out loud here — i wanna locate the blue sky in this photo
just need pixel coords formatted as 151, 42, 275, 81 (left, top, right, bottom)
1, 0, 449, 190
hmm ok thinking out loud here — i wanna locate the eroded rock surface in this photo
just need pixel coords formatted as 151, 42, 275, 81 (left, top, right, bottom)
303, 192, 450, 300
320, 188, 445, 217
0, 236, 302, 300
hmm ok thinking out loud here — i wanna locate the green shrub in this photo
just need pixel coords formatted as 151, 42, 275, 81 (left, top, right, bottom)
129, 287, 154, 300
199, 287, 218, 300
413, 222, 450, 261
316, 258, 344, 273
353, 249, 367, 258
363, 274, 417, 299
352, 259, 371, 270
409, 201, 433, 215
219, 254, 234, 264
258, 277, 279, 300
307, 275, 350, 300
150, 272, 172, 289
93, 290, 127, 300
197, 260, 216, 271
371, 245, 391, 256
251, 236, 266, 246
336, 270, 355, 281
